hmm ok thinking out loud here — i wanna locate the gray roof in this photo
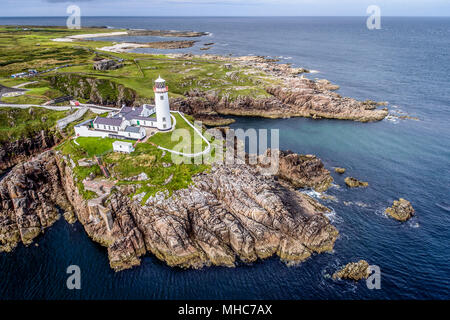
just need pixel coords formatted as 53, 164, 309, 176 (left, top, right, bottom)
123, 126, 141, 133
134, 115, 156, 121
94, 117, 123, 126
119, 106, 143, 120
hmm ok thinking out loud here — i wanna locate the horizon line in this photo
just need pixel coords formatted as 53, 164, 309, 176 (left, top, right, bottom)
1, 15, 450, 18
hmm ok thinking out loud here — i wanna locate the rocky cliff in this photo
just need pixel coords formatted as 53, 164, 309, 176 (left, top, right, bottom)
0, 129, 61, 175
0, 151, 70, 252
170, 55, 388, 122
272, 150, 333, 192
48, 74, 136, 107
0, 150, 338, 271
172, 79, 387, 123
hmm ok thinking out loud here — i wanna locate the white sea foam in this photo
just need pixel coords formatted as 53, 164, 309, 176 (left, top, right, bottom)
385, 115, 399, 124
277, 56, 292, 60
301, 189, 322, 199
330, 183, 341, 190
375, 207, 390, 219
309, 70, 320, 74
300, 190, 342, 223
408, 221, 420, 228
325, 207, 344, 224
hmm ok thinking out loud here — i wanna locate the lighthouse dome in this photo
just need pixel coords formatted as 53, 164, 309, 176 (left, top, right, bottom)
154, 76, 167, 90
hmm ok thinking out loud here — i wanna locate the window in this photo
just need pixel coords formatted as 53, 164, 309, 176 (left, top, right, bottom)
103, 125, 106, 130
163, 124, 166, 129
108, 126, 111, 131
160, 95, 164, 100
128, 133, 131, 137
162, 117, 166, 122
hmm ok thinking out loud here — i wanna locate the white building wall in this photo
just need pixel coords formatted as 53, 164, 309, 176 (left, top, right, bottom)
155, 91, 172, 131
113, 142, 134, 154
118, 127, 146, 140
142, 105, 155, 117
130, 118, 156, 127
75, 126, 110, 138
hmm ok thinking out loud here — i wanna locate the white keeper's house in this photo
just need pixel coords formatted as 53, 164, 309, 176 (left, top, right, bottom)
75, 77, 173, 140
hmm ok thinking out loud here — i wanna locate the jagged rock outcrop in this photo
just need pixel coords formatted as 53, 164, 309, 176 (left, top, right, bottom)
0, 151, 338, 272
260, 149, 333, 192
48, 74, 136, 107
333, 260, 370, 281
385, 198, 415, 222
345, 177, 369, 188
144, 40, 197, 49
108, 164, 338, 270
0, 129, 61, 176
0, 151, 71, 252
194, 114, 236, 127
171, 74, 388, 123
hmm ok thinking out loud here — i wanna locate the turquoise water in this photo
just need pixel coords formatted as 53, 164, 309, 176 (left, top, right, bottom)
0, 17, 449, 300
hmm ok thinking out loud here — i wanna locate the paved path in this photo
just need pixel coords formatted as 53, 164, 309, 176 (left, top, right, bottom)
12, 81, 38, 89
57, 107, 89, 129
0, 103, 117, 113
157, 111, 211, 158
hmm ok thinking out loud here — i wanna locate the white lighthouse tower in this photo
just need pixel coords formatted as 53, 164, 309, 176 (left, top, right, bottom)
154, 76, 172, 131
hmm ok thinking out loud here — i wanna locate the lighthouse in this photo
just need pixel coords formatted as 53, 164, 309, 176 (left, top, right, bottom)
153, 76, 172, 131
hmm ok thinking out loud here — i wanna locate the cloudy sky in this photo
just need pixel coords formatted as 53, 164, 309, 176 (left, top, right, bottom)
1, 0, 450, 17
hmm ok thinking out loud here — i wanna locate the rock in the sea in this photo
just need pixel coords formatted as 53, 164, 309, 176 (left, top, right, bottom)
262, 149, 333, 192
385, 198, 415, 222
333, 260, 370, 281
334, 167, 346, 174
345, 177, 368, 188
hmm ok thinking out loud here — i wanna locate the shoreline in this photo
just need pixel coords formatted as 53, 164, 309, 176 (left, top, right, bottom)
2, 25, 390, 122
0, 148, 339, 271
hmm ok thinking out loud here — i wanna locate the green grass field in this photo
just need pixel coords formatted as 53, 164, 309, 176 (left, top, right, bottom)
0, 25, 277, 106
56, 112, 215, 203
58, 134, 210, 203
105, 142, 209, 204
0, 107, 69, 143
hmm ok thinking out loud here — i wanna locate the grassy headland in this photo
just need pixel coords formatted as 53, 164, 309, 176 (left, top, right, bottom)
0, 106, 70, 143
0, 25, 276, 106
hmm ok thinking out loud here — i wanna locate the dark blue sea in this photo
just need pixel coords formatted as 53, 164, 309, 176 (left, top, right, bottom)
0, 17, 449, 300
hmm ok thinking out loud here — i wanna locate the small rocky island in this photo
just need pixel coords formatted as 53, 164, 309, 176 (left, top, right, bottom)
385, 198, 415, 222
334, 167, 346, 174
333, 260, 370, 281
345, 177, 369, 188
